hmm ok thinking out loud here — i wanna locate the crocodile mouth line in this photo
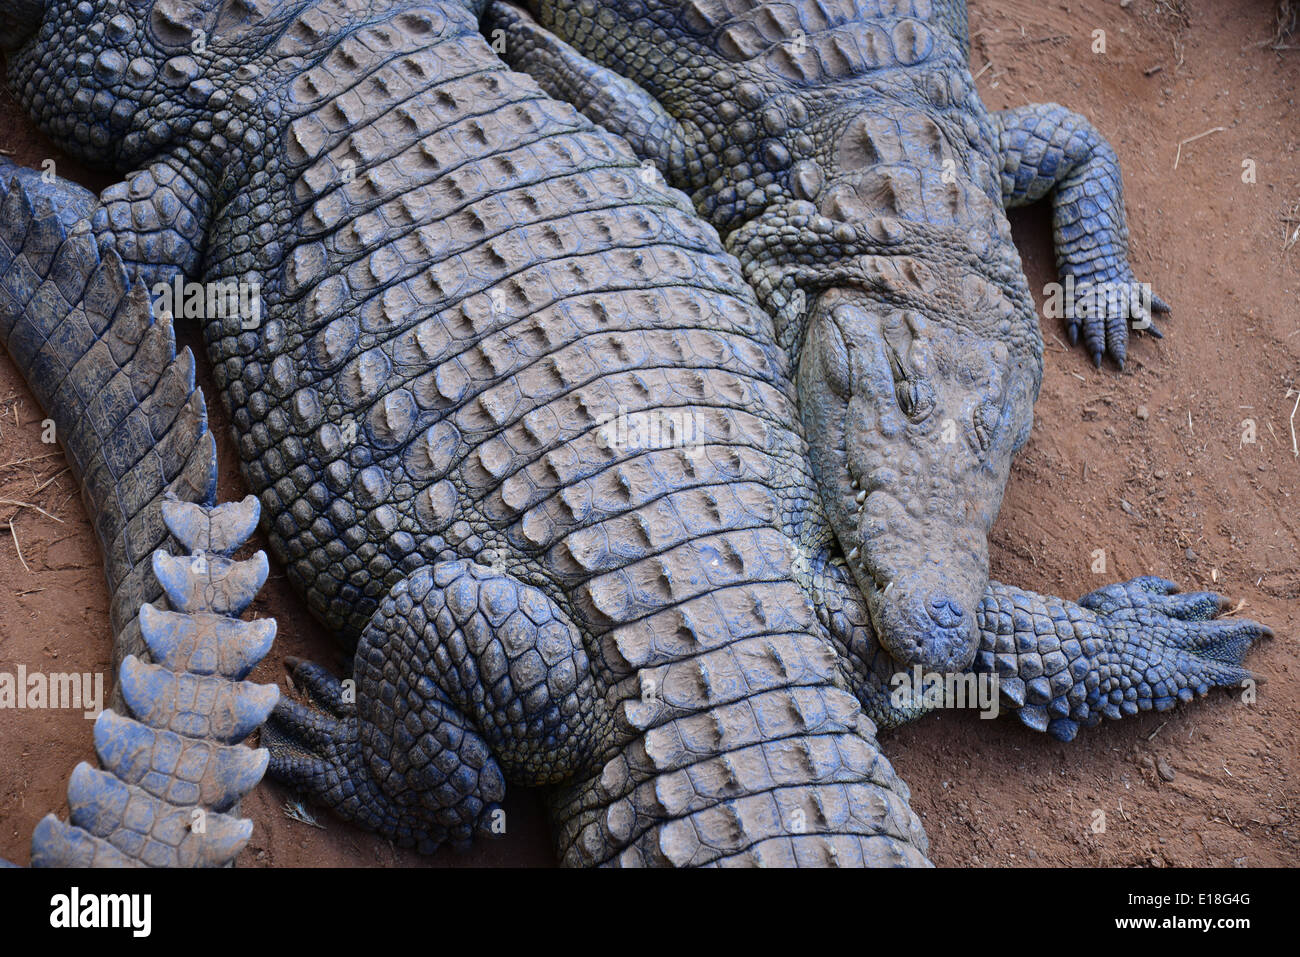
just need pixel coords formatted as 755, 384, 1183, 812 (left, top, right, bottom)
842, 468, 893, 595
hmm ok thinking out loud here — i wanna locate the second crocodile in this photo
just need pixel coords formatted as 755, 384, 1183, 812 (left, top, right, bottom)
489, 0, 1193, 689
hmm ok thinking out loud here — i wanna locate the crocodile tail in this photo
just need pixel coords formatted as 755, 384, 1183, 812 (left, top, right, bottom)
0, 163, 278, 866
31, 496, 280, 866
0, 164, 217, 660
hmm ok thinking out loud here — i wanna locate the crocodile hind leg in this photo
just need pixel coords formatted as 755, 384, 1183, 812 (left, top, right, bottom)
993, 104, 1170, 368
486, 2, 691, 184
265, 561, 600, 853
91, 152, 210, 288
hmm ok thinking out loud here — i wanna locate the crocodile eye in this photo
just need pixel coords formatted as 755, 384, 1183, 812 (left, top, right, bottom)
886, 345, 934, 422
894, 378, 934, 421
972, 400, 1001, 451
908, 380, 935, 420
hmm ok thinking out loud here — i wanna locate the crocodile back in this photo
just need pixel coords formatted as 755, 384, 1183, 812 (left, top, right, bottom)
6, 0, 929, 865
186, 2, 927, 864
197, 4, 791, 636
525, 1, 994, 236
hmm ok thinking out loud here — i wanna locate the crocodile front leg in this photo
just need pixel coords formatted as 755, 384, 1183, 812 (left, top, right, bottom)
993, 104, 1170, 368
813, 552, 1268, 741
976, 577, 1269, 741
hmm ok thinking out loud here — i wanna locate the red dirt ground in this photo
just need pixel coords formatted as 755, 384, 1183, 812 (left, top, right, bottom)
0, 0, 1295, 867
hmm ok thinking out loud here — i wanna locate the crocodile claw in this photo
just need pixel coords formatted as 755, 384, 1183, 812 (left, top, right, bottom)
262, 663, 371, 833
1065, 272, 1170, 370
264, 656, 503, 854
264, 659, 354, 781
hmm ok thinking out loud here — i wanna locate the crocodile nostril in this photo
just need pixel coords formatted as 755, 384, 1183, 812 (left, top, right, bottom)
927, 596, 964, 626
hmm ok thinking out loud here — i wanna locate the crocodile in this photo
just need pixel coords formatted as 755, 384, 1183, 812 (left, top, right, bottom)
2, 0, 940, 867
0, 0, 1267, 867
486, 0, 1181, 678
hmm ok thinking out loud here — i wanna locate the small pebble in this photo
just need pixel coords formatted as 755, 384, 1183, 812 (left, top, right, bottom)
1157, 757, 1176, 782
1185, 547, 1197, 561
1136, 404, 1149, 420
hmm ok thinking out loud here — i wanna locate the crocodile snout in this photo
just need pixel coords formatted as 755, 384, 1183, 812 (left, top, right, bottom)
870, 575, 979, 674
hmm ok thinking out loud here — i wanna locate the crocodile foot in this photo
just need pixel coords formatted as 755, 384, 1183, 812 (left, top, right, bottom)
1063, 269, 1171, 370
991, 102, 1173, 369
264, 656, 505, 855
265, 561, 601, 853
978, 576, 1271, 741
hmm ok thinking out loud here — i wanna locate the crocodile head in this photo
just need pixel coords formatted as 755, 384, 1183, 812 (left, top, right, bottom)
798, 286, 1037, 674
0, 0, 46, 50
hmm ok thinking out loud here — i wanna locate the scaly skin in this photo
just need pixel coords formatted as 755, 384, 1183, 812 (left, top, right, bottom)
0, 0, 1266, 867
487, 0, 1174, 675
0, 157, 279, 867
3, 0, 935, 866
